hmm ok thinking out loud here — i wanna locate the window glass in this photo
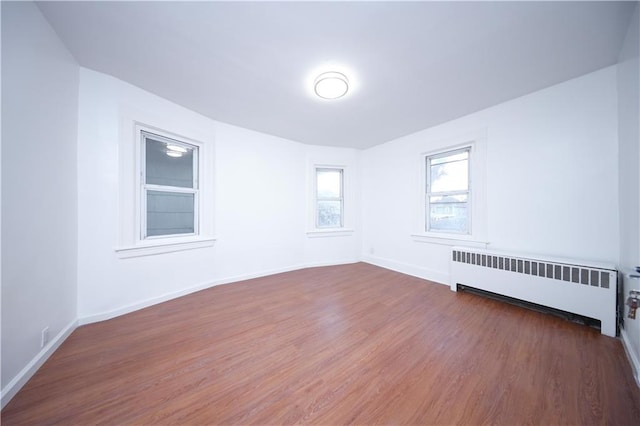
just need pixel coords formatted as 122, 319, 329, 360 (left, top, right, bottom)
428, 200, 468, 232
147, 191, 195, 237
426, 148, 470, 234
430, 151, 468, 193
142, 131, 199, 239
145, 137, 195, 188
316, 168, 343, 229
317, 169, 342, 198
317, 200, 342, 228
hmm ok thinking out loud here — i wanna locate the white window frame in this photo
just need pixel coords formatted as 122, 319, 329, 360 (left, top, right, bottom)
412, 132, 488, 248
425, 146, 471, 235
115, 121, 215, 259
315, 167, 344, 229
140, 131, 200, 240
306, 162, 354, 238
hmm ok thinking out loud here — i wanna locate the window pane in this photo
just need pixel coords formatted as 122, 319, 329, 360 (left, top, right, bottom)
317, 200, 342, 228
428, 201, 468, 233
429, 151, 468, 193
317, 169, 342, 198
145, 136, 195, 188
147, 191, 195, 237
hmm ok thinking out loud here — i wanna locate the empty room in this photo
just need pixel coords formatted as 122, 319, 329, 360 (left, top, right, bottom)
2, 0, 640, 424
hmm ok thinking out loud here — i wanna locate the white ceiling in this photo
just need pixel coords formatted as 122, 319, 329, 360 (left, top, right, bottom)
37, 1, 635, 149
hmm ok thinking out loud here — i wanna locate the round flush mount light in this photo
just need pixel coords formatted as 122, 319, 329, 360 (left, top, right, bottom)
166, 150, 183, 158
314, 71, 349, 99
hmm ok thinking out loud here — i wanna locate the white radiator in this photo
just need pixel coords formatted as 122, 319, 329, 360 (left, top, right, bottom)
450, 247, 618, 337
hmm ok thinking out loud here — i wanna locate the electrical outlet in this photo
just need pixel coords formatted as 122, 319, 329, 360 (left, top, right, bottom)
41, 327, 49, 348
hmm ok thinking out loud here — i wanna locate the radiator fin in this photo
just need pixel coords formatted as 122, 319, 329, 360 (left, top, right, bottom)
452, 249, 612, 289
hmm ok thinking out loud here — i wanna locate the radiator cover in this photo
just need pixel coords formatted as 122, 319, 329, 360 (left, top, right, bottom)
450, 247, 618, 337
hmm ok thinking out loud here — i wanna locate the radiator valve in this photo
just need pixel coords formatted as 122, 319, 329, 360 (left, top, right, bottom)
627, 290, 640, 319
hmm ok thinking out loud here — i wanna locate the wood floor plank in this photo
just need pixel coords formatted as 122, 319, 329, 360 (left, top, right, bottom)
3, 262, 640, 425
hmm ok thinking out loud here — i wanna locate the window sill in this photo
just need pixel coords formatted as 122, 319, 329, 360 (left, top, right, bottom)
115, 236, 217, 259
411, 233, 488, 248
306, 229, 355, 238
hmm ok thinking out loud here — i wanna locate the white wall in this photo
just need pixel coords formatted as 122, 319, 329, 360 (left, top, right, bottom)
362, 66, 619, 284
76, 68, 361, 322
1, 1, 79, 403
618, 4, 640, 383
1, 2, 633, 406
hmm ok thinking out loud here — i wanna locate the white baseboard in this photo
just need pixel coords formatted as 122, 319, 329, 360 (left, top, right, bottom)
78, 259, 360, 325
621, 326, 640, 388
1, 319, 78, 409
362, 255, 640, 388
78, 282, 219, 326
361, 254, 448, 285
1, 256, 415, 411
302, 259, 361, 269
2, 260, 362, 410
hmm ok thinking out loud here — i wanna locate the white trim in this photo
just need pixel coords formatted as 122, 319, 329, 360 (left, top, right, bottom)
79, 278, 225, 325
120, 120, 215, 251
307, 162, 354, 234
411, 233, 489, 248
306, 229, 355, 238
5, 259, 637, 413
2, 260, 363, 408
361, 254, 449, 285
621, 327, 640, 388
79, 259, 360, 325
115, 236, 216, 259
1, 319, 78, 409
301, 259, 361, 268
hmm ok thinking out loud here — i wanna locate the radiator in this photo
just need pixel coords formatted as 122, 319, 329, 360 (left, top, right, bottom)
450, 247, 618, 337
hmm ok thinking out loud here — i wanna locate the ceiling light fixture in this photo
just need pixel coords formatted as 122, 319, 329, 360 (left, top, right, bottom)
314, 71, 349, 99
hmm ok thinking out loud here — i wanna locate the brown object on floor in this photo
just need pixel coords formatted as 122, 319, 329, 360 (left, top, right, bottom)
3, 263, 640, 424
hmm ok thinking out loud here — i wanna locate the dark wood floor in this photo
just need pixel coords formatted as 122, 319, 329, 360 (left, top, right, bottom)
3, 262, 640, 424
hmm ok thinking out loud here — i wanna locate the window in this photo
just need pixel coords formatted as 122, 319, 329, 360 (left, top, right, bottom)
306, 162, 353, 237
425, 147, 470, 234
315, 167, 343, 228
141, 131, 199, 239
116, 121, 214, 258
